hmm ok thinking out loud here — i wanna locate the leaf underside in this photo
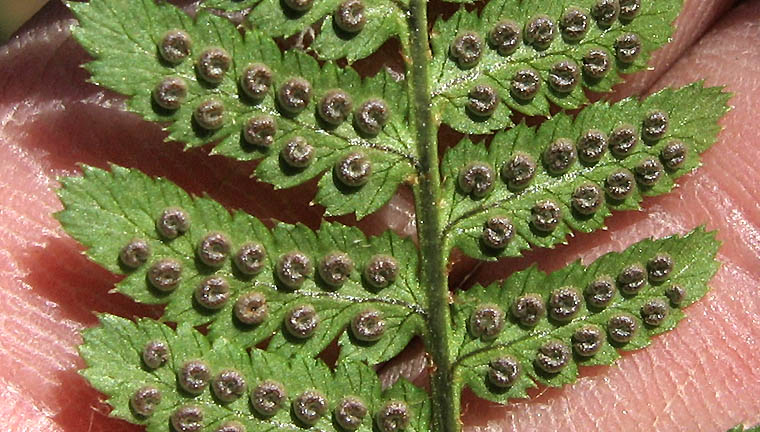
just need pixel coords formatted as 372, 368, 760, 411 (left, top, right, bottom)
80, 314, 430, 431
441, 83, 730, 260
56, 164, 424, 365
68, 0, 417, 219
432, 0, 681, 133
59, 165, 720, 415
451, 228, 719, 403
57, 0, 735, 431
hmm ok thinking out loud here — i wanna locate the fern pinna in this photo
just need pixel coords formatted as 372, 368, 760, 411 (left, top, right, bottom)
57, 1, 729, 431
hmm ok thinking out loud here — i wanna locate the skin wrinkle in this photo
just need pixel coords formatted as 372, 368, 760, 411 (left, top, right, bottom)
0, 378, 57, 429
696, 182, 760, 268
699, 162, 760, 235
652, 356, 684, 430
677, 328, 711, 424
714, 264, 760, 348
692, 295, 741, 429
709, 143, 760, 207
697, 314, 744, 426
572, 380, 600, 431
665, 342, 703, 429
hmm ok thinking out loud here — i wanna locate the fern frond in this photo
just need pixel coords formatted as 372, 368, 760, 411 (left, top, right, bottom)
431, 0, 681, 133
451, 228, 719, 403
80, 314, 430, 431
68, 0, 417, 218
56, 165, 424, 364
440, 83, 730, 259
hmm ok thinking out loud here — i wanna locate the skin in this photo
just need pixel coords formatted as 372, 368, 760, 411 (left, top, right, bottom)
0, 0, 757, 431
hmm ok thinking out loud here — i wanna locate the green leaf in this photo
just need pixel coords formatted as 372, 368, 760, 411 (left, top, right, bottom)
56, 165, 424, 364
60, 1, 733, 431
68, 0, 417, 218
440, 83, 730, 260
450, 228, 719, 403
430, 0, 681, 133
205, 0, 410, 63
81, 314, 430, 431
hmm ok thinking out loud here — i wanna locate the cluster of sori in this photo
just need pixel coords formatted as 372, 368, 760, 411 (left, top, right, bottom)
131, 340, 410, 432
456, 108, 685, 247
451, 0, 644, 118
468, 252, 685, 389
151, 20, 388, 188
118, 207, 400, 340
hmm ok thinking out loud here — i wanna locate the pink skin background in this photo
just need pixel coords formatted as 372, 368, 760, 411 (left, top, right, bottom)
0, 0, 758, 430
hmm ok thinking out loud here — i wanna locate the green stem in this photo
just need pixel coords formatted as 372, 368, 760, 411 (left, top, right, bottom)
407, 1, 460, 431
